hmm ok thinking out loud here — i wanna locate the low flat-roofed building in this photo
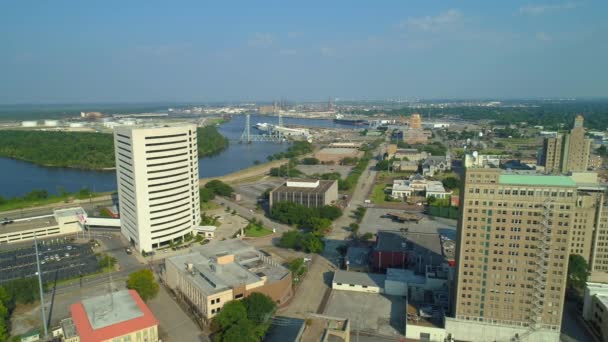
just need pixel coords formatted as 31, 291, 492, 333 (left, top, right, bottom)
583, 282, 608, 342
68, 289, 159, 342
394, 148, 428, 162
269, 179, 338, 209
0, 207, 86, 245
392, 160, 419, 172
391, 175, 452, 201
328, 142, 362, 149
194, 225, 216, 239
332, 270, 386, 294
163, 239, 292, 325
314, 147, 363, 164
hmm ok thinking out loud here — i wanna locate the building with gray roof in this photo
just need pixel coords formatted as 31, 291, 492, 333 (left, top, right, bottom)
163, 239, 292, 325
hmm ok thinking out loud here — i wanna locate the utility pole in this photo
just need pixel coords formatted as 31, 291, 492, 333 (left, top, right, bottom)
34, 235, 48, 338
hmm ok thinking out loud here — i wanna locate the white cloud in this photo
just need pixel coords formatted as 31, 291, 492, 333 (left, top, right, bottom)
247, 33, 275, 47
535, 32, 552, 41
519, 2, 578, 15
402, 9, 463, 32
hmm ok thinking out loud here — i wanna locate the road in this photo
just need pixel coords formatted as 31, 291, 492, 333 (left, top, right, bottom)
0, 197, 114, 220
327, 145, 382, 241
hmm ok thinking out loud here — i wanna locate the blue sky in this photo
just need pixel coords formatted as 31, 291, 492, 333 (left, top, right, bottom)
1, 0, 607, 103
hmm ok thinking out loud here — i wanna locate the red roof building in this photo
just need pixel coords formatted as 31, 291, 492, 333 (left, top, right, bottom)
69, 289, 159, 342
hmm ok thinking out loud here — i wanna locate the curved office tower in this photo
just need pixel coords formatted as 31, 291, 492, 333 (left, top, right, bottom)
114, 124, 200, 253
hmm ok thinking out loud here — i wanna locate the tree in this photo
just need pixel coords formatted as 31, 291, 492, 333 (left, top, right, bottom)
219, 319, 258, 342
349, 223, 360, 235
213, 301, 248, 331
361, 232, 374, 241
97, 254, 117, 270
567, 254, 590, 289
318, 205, 343, 220
442, 177, 461, 190
278, 231, 301, 249
300, 233, 324, 253
300, 157, 320, 165
199, 188, 215, 202
126, 269, 159, 301
204, 180, 234, 197
376, 159, 391, 171
288, 258, 307, 278
243, 292, 276, 326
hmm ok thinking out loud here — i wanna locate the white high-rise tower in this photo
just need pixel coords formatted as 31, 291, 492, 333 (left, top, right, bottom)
114, 124, 200, 252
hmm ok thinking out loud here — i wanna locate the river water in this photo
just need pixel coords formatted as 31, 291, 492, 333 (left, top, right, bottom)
0, 114, 354, 198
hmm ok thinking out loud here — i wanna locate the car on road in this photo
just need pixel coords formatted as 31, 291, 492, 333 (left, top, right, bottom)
1, 218, 14, 225
125, 247, 132, 254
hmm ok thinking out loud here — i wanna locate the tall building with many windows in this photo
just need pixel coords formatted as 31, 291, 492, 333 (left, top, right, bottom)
114, 124, 199, 252
540, 115, 591, 174
447, 168, 577, 341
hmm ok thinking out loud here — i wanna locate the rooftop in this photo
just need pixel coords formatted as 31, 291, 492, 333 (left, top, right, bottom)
498, 174, 576, 187
273, 179, 336, 194
70, 290, 158, 342
346, 247, 371, 268
386, 268, 425, 285
0, 216, 58, 235
82, 290, 143, 330
375, 231, 409, 252
333, 270, 386, 288
166, 239, 290, 296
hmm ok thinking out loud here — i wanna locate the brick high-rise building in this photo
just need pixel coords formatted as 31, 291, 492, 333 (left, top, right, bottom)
447, 168, 577, 341
540, 115, 591, 174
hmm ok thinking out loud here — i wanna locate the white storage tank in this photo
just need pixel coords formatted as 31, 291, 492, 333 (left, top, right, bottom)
44, 120, 59, 127
22, 121, 38, 127
69, 122, 84, 128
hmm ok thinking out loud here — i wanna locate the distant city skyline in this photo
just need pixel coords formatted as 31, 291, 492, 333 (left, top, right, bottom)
1, 1, 607, 104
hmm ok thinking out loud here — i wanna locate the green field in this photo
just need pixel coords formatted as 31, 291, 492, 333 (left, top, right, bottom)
244, 224, 273, 237
371, 183, 389, 204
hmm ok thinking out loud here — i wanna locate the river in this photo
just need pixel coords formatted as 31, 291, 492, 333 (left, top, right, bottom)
0, 114, 355, 198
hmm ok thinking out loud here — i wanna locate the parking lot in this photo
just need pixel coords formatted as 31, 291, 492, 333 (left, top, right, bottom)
323, 290, 405, 337
295, 164, 353, 179
359, 207, 457, 239
0, 240, 99, 284
234, 179, 283, 207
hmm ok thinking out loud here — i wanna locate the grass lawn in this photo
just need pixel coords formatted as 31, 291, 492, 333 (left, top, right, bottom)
200, 201, 220, 210
371, 183, 389, 204
244, 224, 273, 237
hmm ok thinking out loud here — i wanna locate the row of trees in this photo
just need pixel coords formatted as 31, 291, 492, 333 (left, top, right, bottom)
270, 202, 342, 231
345, 101, 608, 130
0, 187, 98, 211
0, 126, 228, 171
200, 179, 234, 202
267, 141, 313, 161
279, 231, 324, 253
212, 292, 277, 342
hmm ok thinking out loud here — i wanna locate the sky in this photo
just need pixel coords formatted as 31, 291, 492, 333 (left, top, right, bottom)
1, 0, 607, 104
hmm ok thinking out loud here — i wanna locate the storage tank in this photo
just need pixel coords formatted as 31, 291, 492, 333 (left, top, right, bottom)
44, 120, 59, 127
21, 121, 38, 127
69, 122, 84, 128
